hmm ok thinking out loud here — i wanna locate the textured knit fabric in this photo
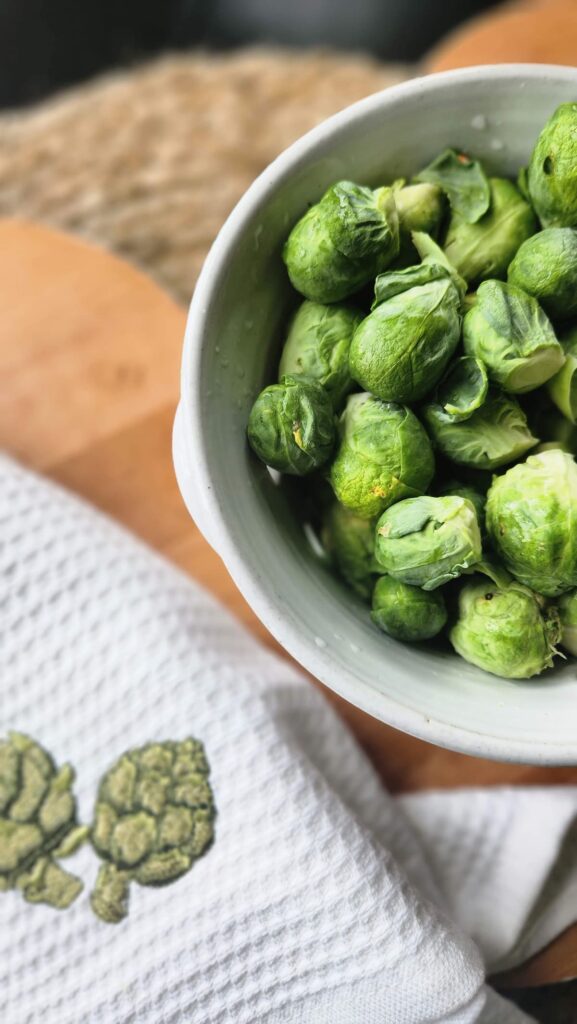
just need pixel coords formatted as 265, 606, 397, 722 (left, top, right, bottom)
1, 456, 575, 1023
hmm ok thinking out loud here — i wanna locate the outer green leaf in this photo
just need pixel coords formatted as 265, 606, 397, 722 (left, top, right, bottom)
423, 390, 538, 471
434, 357, 488, 423
415, 148, 490, 223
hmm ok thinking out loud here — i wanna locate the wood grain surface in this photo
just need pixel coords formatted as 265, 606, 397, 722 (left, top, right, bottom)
1, 217, 576, 986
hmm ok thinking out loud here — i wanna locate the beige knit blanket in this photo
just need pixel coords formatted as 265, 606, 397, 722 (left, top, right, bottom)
0, 50, 406, 303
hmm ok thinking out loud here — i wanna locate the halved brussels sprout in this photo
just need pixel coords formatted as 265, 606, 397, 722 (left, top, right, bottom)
434, 357, 488, 423
444, 178, 537, 285
450, 579, 561, 679
414, 148, 490, 223
559, 590, 577, 656
283, 181, 399, 302
322, 503, 378, 600
507, 227, 577, 320
374, 494, 482, 590
278, 300, 362, 410
348, 263, 461, 402
546, 323, 577, 423
329, 393, 434, 519
423, 390, 538, 470
463, 280, 564, 394
247, 374, 335, 475
371, 575, 447, 641
486, 449, 577, 596
527, 103, 577, 229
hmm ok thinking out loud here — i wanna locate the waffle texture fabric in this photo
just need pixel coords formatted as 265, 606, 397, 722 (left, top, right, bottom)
2, 455, 576, 1023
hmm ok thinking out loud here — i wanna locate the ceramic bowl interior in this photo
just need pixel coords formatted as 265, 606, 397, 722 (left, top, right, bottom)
178, 65, 577, 763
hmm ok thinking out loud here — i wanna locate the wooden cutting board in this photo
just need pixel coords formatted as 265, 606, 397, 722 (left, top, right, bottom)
1, 217, 576, 987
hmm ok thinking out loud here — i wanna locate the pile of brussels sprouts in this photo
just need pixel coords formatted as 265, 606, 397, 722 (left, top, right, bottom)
247, 102, 577, 680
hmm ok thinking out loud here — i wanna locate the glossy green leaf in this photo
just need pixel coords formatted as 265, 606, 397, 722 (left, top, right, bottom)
435, 356, 488, 423
415, 148, 490, 223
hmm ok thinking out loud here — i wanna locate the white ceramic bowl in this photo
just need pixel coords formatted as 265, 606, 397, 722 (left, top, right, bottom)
174, 64, 577, 764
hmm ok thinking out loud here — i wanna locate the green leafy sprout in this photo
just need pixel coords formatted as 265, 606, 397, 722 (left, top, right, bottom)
246, 102, 577, 681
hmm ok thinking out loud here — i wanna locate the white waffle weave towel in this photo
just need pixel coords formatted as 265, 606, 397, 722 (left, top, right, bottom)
1, 455, 577, 1024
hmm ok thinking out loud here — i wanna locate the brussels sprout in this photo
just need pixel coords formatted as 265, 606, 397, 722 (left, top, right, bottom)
507, 228, 577, 320
546, 322, 577, 423
559, 590, 577, 656
329, 393, 434, 519
415, 148, 491, 223
463, 280, 564, 393
450, 580, 561, 679
371, 575, 447, 641
423, 390, 538, 470
322, 502, 378, 600
433, 357, 489, 423
348, 264, 461, 402
283, 181, 399, 302
486, 449, 577, 596
444, 178, 537, 285
278, 300, 362, 410
437, 480, 486, 535
394, 181, 445, 235
527, 102, 577, 228
374, 495, 482, 590
248, 374, 335, 475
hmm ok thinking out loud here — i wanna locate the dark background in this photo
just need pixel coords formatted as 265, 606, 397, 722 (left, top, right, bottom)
0, 0, 499, 109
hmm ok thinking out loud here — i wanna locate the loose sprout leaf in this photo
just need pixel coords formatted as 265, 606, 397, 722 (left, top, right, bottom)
415, 148, 491, 223
443, 178, 537, 286
436, 357, 489, 423
423, 390, 538, 471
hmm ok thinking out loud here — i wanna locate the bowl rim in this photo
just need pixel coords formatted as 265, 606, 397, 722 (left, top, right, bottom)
180, 64, 577, 764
